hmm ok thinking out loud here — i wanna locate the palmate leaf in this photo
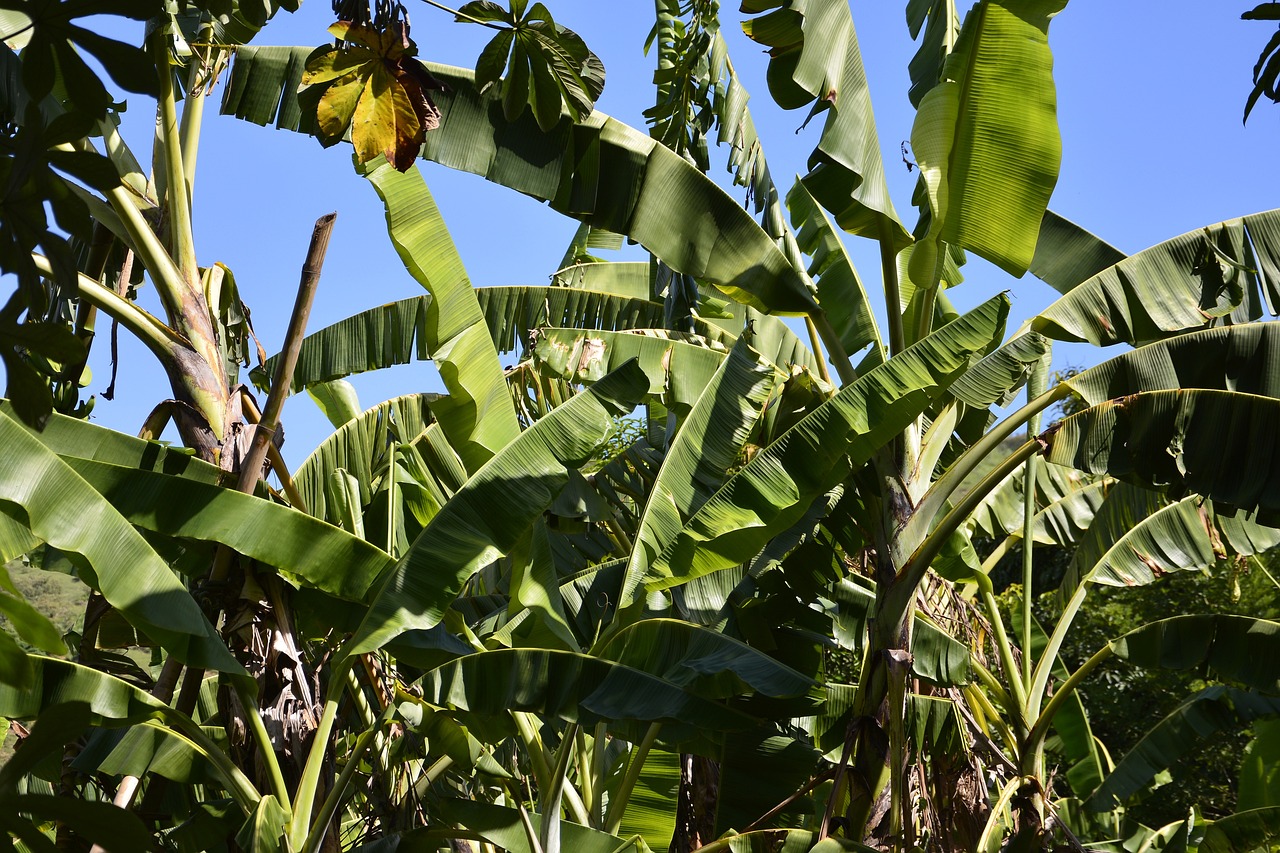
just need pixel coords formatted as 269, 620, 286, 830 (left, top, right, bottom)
343, 359, 648, 658
1041, 389, 1280, 521
360, 159, 521, 473
0, 408, 244, 679
616, 340, 780, 606
641, 294, 1009, 592
1034, 209, 1280, 346
740, 0, 911, 250
1086, 687, 1280, 813
909, 0, 1066, 283
221, 50, 819, 316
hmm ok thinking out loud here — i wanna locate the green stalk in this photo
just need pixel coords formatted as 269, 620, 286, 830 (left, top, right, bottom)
413, 755, 455, 798
879, 220, 905, 356
30, 254, 183, 357
387, 440, 399, 557
151, 29, 198, 284
575, 726, 595, 827
178, 21, 217, 197
290, 659, 354, 849
976, 776, 1028, 852
899, 382, 1069, 567
539, 723, 580, 853
234, 680, 290, 808
810, 310, 857, 387
1025, 583, 1089, 724
977, 583, 1029, 725
1020, 356, 1049, 691
604, 722, 662, 836
301, 702, 396, 853
159, 715, 261, 813
1021, 643, 1114, 775
804, 315, 835, 387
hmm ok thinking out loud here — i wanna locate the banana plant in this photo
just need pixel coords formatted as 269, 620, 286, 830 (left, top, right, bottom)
5, 0, 1280, 852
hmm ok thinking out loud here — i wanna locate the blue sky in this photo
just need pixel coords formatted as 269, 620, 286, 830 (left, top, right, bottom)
51, 1, 1280, 466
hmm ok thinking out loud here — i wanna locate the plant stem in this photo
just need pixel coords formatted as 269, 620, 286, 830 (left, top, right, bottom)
1025, 583, 1089, 724
809, 310, 857, 386
301, 702, 396, 853
151, 29, 199, 285
290, 660, 351, 848
178, 20, 217, 196
419, 0, 508, 29
879, 221, 905, 356
1022, 643, 1114, 774
1020, 355, 1048, 692
804, 315, 834, 387
604, 722, 661, 836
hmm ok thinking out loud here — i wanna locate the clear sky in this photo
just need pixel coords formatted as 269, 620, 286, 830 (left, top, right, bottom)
51, 1, 1280, 467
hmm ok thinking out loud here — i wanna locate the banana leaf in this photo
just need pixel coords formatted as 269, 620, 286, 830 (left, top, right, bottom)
1086, 687, 1280, 812
361, 159, 522, 472
617, 340, 780, 605
1035, 209, 1280, 346
741, 0, 911, 250
221, 51, 819, 315
909, 0, 1065, 280
58, 457, 394, 603
425, 799, 650, 853
1029, 210, 1127, 294
344, 360, 648, 657
1200, 807, 1280, 853
641, 294, 1010, 591
1109, 615, 1280, 693
533, 327, 729, 413
787, 178, 884, 361
1042, 389, 1280, 521
0, 409, 244, 678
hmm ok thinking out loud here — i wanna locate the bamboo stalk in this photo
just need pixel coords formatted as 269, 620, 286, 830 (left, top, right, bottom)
237, 213, 336, 493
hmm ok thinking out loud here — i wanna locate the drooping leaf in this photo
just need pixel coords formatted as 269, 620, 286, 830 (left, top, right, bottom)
616, 340, 780, 606
361, 159, 522, 472
1029, 210, 1127, 294
641, 295, 1009, 591
0, 409, 244, 678
909, 0, 1066, 282
1041, 389, 1280, 521
741, 0, 911, 250
1200, 807, 1280, 853
1034, 209, 1280, 346
1086, 686, 1280, 813
221, 51, 819, 315
1108, 614, 1280, 694
344, 359, 647, 657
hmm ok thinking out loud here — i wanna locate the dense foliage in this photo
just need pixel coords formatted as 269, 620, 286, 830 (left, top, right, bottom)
1, 1, 1279, 852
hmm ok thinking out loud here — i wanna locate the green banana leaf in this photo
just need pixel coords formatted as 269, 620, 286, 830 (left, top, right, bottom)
828, 579, 970, 687
617, 340, 780, 605
221, 51, 819, 316
787, 178, 884, 362
0, 657, 257, 808
256, 286, 670, 393
615, 745, 680, 852
360, 159, 521, 473
1029, 210, 1128, 294
1061, 485, 1280, 599
1086, 687, 1280, 813
1109, 614, 1280, 693
0, 409, 244, 678
294, 394, 440, 524
416, 647, 759, 735
552, 260, 651, 298
58, 457, 394, 604
1199, 807, 1280, 853
966, 460, 1109, 548
306, 378, 363, 428
909, 0, 1065, 280
1035, 209, 1280, 346
344, 360, 648, 658
1042, 389, 1280, 521
1240, 718, 1280, 811
1063, 322, 1280, 407
593, 618, 816, 703
906, 0, 962, 107
533, 327, 730, 412
641, 294, 1009, 591
425, 799, 650, 853
741, 0, 911, 250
